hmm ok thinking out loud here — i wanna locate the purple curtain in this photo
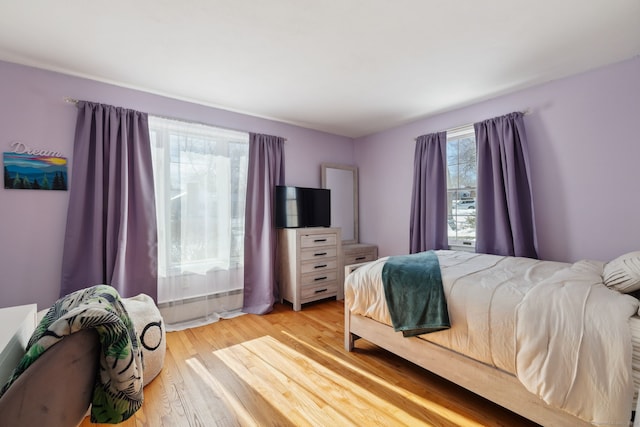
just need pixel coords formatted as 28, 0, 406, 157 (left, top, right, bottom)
242, 133, 285, 314
60, 101, 158, 300
474, 112, 538, 258
409, 132, 448, 253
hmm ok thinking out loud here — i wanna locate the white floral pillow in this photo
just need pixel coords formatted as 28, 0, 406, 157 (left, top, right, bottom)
603, 251, 640, 293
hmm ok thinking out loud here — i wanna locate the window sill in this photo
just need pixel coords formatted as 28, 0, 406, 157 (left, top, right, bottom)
448, 243, 475, 253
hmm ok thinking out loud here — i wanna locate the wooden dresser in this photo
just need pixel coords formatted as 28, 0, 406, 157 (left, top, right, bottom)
277, 227, 342, 311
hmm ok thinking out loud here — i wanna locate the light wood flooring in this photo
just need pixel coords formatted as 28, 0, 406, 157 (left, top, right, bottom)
80, 299, 539, 427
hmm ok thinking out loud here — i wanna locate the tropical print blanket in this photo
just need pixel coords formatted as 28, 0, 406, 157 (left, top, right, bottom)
0, 285, 143, 423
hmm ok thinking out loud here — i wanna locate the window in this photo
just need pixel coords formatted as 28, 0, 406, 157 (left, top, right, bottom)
446, 125, 477, 248
149, 116, 249, 301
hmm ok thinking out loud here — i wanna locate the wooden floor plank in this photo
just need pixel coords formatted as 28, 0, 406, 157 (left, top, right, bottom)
79, 299, 539, 427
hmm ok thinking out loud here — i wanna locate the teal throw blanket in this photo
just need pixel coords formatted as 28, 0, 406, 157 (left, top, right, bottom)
382, 250, 450, 337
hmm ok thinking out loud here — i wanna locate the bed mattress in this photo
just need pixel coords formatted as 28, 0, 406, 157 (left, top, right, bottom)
630, 316, 640, 405
346, 250, 573, 373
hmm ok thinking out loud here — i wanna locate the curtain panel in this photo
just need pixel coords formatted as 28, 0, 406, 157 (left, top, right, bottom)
474, 112, 538, 258
242, 133, 285, 314
148, 116, 249, 330
409, 132, 448, 253
60, 101, 158, 300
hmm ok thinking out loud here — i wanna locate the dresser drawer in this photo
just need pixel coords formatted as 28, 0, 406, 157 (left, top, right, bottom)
300, 233, 337, 248
343, 244, 378, 267
300, 259, 338, 275
300, 282, 338, 300
344, 252, 376, 265
301, 270, 337, 287
301, 246, 337, 261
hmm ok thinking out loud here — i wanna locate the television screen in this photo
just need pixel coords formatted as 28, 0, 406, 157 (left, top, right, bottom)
275, 186, 331, 228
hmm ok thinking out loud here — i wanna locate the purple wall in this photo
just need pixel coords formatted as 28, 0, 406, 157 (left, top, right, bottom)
2, 56, 639, 309
0, 60, 353, 309
355, 56, 640, 264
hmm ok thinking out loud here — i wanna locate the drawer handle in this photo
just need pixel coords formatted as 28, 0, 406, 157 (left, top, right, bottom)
355, 256, 366, 261
314, 238, 327, 242
314, 276, 328, 281
314, 264, 327, 269
314, 288, 328, 294
314, 252, 327, 256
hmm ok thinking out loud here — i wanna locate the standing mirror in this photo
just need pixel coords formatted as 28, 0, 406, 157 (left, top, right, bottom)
321, 163, 358, 244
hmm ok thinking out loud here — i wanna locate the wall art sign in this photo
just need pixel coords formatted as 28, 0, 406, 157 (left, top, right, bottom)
3, 152, 68, 191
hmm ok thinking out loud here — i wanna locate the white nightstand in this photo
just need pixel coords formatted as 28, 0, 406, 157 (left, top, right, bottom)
0, 304, 37, 386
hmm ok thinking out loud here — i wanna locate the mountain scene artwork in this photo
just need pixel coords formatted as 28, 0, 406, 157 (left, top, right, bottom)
3, 152, 68, 191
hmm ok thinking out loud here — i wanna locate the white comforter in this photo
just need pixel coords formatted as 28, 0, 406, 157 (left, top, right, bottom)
344, 250, 640, 426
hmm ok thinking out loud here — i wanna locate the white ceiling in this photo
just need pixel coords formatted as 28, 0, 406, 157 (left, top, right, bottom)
1, 1, 639, 138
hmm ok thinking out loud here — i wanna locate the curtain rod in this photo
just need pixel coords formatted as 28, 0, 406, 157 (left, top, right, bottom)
63, 97, 287, 141
414, 109, 531, 141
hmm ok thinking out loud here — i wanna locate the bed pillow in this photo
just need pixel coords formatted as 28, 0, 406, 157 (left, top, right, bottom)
603, 251, 640, 293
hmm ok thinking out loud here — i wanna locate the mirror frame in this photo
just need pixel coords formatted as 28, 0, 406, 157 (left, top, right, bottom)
321, 163, 358, 244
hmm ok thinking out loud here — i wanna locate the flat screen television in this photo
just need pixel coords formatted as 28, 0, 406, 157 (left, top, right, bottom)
275, 185, 331, 228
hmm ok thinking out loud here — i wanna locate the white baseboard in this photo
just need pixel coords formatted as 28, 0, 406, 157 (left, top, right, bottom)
159, 289, 243, 331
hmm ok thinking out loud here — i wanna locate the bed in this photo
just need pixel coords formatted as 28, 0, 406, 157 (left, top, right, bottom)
344, 250, 640, 427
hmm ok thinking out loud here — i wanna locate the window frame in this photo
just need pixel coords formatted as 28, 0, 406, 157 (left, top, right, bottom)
446, 124, 477, 250
148, 116, 249, 277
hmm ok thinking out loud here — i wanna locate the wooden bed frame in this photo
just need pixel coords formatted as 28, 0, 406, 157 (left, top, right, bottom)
343, 266, 595, 427
344, 309, 594, 426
